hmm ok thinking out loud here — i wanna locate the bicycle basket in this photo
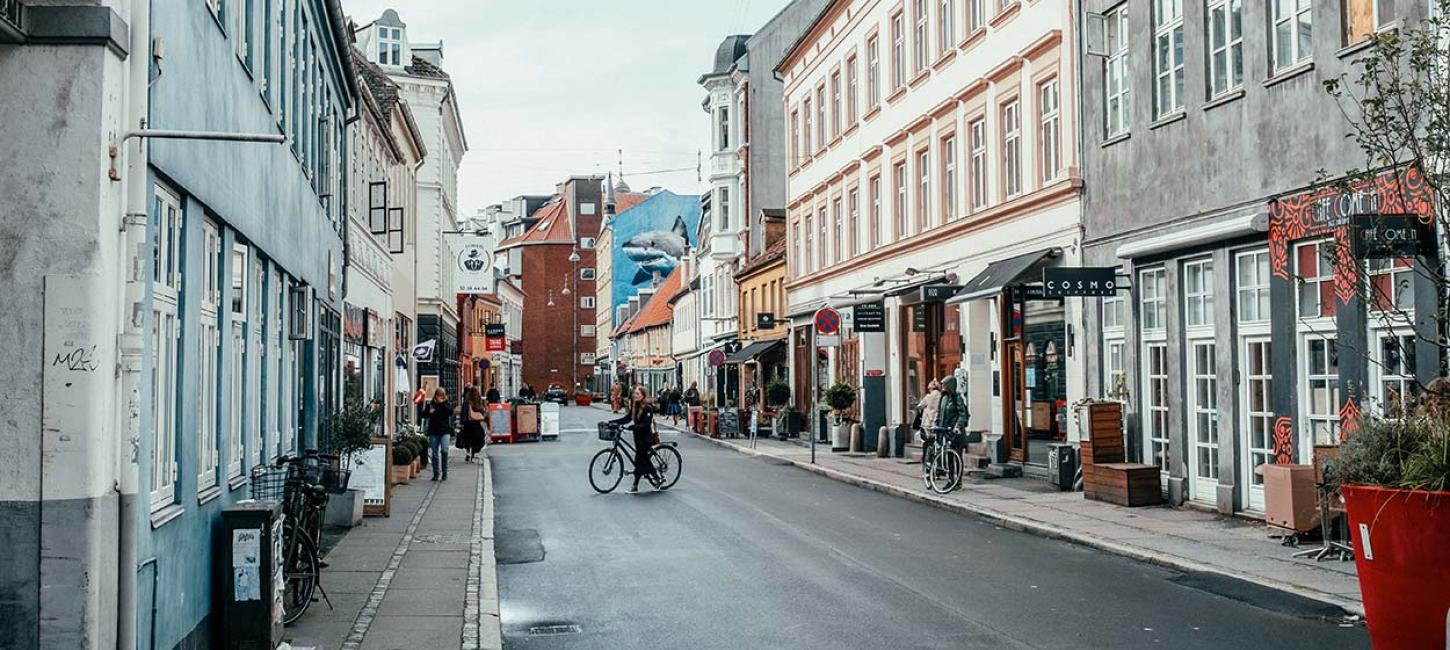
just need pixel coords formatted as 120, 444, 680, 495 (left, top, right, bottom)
598, 421, 619, 441
249, 465, 289, 502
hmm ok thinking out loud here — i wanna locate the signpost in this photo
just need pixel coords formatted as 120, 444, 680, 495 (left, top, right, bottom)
1353, 215, 1434, 259
1041, 267, 1120, 298
814, 307, 841, 335
852, 302, 886, 333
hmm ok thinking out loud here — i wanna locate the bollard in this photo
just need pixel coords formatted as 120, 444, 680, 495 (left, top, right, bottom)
877, 426, 890, 458
849, 424, 861, 452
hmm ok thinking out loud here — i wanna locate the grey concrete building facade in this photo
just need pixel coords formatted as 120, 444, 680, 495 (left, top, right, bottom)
1079, 0, 1441, 514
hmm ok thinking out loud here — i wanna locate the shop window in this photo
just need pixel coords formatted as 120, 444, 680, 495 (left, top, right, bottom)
1235, 250, 1271, 322
1272, 0, 1313, 72
1143, 342, 1170, 473
1367, 257, 1414, 313
1183, 258, 1214, 328
1153, 0, 1185, 117
1243, 339, 1274, 489
1295, 240, 1336, 319
1302, 334, 1340, 446
1139, 267, 1167, 331
1207, 0, 1244, 96
1374, 333, 1416, 417
1104, 4, 1132, 138
1342, 0, 1393, 45
150, 186, 183, 512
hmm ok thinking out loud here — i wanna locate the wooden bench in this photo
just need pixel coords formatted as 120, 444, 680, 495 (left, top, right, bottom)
1085, 463, 1163, 507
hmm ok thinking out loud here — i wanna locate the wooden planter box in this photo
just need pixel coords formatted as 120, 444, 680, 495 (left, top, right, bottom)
391, 464, 411, 485
1079, 402, 1125, 501
1089, 463, 1163, 507
410, 459, 420, 477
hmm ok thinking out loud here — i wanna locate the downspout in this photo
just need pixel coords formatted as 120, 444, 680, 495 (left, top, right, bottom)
116, 1, 151, 648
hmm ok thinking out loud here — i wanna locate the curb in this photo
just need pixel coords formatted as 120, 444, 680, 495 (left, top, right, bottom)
480, 455, 503, 650
687, 428, 1365, 618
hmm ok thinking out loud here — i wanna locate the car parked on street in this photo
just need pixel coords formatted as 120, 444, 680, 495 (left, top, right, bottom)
544, 384, 568, 404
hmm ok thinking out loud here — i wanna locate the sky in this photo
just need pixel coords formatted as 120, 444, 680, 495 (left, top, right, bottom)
342, 0, 792, 217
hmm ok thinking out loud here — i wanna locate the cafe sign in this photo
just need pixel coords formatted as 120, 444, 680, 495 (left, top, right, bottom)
1041, 267, 1119, 298
852, 302, 886, 333
1352, 214, 1434, 259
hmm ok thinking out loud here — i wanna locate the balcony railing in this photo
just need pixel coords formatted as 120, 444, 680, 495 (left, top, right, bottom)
0, 0, 23, 43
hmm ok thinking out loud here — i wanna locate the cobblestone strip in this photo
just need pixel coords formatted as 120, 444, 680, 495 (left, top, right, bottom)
339, 479, 442, 650
461, 462, 486, 649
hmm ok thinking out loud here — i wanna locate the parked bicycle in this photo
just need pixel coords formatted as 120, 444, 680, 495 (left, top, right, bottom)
920, 426, 964, 494
589, 421, 683, 493
250, 449, 342, 624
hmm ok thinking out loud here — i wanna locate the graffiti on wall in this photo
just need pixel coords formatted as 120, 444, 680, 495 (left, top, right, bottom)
608, 191, 701, 329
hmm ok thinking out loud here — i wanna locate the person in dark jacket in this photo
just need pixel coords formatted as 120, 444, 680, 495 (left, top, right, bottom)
460, 385, 488, 462
486, 384, 501, 404
610, 385, 660, 493
421, 388, 454, 480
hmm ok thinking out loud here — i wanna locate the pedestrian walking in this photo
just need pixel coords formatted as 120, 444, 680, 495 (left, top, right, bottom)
610, 382, 622, 413
486, 383, 501, 404
683, 380, 702, 431
610, 385, 661, 493
460, 385, 488, 462
421, 388, 453, 481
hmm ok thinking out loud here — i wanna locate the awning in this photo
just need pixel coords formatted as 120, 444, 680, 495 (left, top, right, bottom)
724, 339, 784, 364
1116, 211, 1263, 259
948, 248, 1059, 304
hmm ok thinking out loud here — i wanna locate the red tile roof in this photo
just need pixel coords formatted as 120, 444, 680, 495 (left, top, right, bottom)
736, 237, 788, 278
620, 265, 682, 335
497, 191, 651, 248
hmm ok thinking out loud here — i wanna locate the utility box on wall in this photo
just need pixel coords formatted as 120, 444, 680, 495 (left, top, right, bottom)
220, 501, 284, 649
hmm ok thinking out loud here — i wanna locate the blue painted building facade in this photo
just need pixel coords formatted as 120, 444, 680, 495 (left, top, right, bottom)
607, 191, 701, 330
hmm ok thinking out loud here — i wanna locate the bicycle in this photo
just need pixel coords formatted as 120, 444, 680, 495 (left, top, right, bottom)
920, 426, 964, 494
251, 450, 338, 625
589, 421, 683, 493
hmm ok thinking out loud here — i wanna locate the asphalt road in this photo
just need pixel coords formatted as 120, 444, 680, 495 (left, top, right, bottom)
491, 406, 1367, 649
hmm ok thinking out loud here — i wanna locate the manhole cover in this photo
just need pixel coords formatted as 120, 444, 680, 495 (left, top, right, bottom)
528, 623, 581, 636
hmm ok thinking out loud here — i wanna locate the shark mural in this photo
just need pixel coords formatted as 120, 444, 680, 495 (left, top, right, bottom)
608, 190, 701, 330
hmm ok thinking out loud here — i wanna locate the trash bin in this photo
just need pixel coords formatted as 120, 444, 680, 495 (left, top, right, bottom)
1047, 443, 1078, 491
220, 500, 284, 649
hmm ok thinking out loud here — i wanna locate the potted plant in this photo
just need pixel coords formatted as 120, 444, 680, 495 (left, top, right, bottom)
825, 381, 857, 452
319, 399, 380, 527
1326, 408, 1449, 649
391, 445, 414, 485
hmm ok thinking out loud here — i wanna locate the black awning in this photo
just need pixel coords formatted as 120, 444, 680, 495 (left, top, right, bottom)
724, 339, 784, 364
949, 248, 1059, 303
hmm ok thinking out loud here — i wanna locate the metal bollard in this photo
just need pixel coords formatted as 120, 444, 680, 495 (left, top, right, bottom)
877, 426, 890, 458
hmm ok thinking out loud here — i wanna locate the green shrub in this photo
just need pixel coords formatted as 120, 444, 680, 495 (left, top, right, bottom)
1329, 415, 1449, 492
392, 445, 414, 466
766, 380, 792, 408
824, 382, 857, 412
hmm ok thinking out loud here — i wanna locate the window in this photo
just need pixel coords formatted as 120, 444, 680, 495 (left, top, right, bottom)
1272, 0, 1313, 71
894, 162, 909, 238
868, 177, 882, 249
941, 135, 957, 221
802, 99, 813, 155
1342, 0, 1393, 45
378, 25, 402, 66
1207, 0, 1244, 96
790, 110, 801, 168
1367, 258, 1415, 313
914, 0, 930, 74
208, 0, 225, 22
580, 237, 596, 249
892, 13, 907, 89
1143, 342, 1170, 472
848, 188, 860, 258
967, 0, 985, 33
238, 0, 254, 68
1140, 267, 1167, 331
1243, 338, 1274, 492
1190, 342, 1220, 484
867, 36, 881, 107
1104, 338, 1127, 397
150, 187, 183, 512
816, 85, 827, 148
938, 0, 954, 54
718, 106, 731, 150
805, 214, 815, 273
580, 296, 596, 309
1153, 0, 1185, 117
1104, 4, 1131, 137
830, 71, 842, 137
1183, 259, 1214, 327
580, 268, 597, 281
198, 221, 223, 493
1295, 239, 1336, 318
818, 209, 829, 271
1374, 333, 1416, 416
227, 244, 249, 481
832, 197, 844, 264
1039, 79, 1060, 183
1236, 250, 1271, 322
1302, 334, 1340, 446
969, 117, 987, 210
916, 149, 931, 231
249, 259, 264, 470
581, 353, 597, 365
846, 57, 859, 125
1102, 293, 1125, 329
581, 325, 596, 338
718, 186, 731, 232
1001, 100, 1022, 198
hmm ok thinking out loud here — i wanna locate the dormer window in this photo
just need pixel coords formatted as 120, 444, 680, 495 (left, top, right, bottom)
378, 26, 403, 66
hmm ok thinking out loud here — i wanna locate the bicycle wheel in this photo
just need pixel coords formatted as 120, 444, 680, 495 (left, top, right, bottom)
921, 440, 940, 490
282, 530, 319, 625
650, 445, 682, 490
930, 449, 963, 494
589, 448, 626, 494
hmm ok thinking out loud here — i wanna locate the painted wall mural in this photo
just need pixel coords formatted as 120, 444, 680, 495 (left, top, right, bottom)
608, 191, 701, 329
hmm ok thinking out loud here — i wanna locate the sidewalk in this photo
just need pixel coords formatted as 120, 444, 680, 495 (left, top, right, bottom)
643, 408, 1364, 618
286, 454, 502, 650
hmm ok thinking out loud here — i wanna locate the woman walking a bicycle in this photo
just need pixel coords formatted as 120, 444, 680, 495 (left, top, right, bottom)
611, 385, 662, 493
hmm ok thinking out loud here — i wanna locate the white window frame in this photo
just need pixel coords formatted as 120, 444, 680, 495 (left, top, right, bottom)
227, 243, 248, 482
197, 220, 223, 494
1189, 340, 1220, 501
914, 0, 930, 75
1367, 257, 1415, 314
894, 161, 909, 239
1139, 266, 1167, 331
580, 268, 597, 281
581, 324, 596, 338
938, 0, 954, 55
1241, 336, 1274, 510
1235, 249, 1271, 323
818, 208, 829, 271
1183, 258, 1214, 328
1295, 239, 1335, 319
1104, 4, 1131, 137
1001, 100, 1022, 198
150, 187, 183, 512
1371, 330, 1416, 417
846, 56, 859, 125
717, 186, 731, 232
717, 105, 731, 151
1300, 332, 1340, 448
377, 26, 402, 66
892, 13, 907, 89
802, 98, 813, 155
832, 197, 844, 264
941, 136, 957, 222
580, 296, 596, 309
867, 35, 881, 107
1207, 0, 1244, 97
1143, 341, 1170, 475
580, 237, 596, 249
272, 269, 287, 460
830, 71, 842, 137
869, 176, 883, 249
1038, 79, 1061, 184
1153, 0, 1185, 117
847, 187, 860, 259
916, 148, 931, 231
1272, 0, 1313, 72
967, 0, 986, 33
969, 117, 987, 210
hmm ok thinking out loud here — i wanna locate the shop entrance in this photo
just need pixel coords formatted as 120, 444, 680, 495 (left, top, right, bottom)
899, 301, 963, 426
1000, 287, 1068, 465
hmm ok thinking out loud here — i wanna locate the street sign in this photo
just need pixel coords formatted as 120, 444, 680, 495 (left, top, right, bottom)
756, 313, 776, 329
1353, 215, 1434, 259
1041, 267, 1119, 298
708, 349, 727, 367
479, 359, 491, 370
853, 302, 886, 333
816, 334, 841, 347
814, 307, 841, 335
920, 284, 964, 302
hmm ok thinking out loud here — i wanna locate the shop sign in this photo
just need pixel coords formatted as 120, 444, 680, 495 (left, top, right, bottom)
920, 284, 963, 302
410, 339, 436, 363
912, 307, 928, 332
1041, 267, 1119, 298
343, 304, 365, 344
365, 309, 385, 348
853, 302, 886, 333
756, 313, 776, 329
864, 369, 885, 377
448, 234, 496, 294
484, 323, 506, 352
814, 307, 841, 335
1352, 215, 1434, 259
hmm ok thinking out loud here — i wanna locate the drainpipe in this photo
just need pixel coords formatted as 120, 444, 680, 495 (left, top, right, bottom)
116, 1, 151, 648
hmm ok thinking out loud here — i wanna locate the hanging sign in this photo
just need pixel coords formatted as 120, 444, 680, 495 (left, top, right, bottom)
411, 339, 436, 363
920, 284, 964, 302
449, 234, 496, 295
1352, 215, 1435, 259
756, 313, 776, 329
1041, 267, 1119, 298
484, 323, 506, 352
853, 302, 886, 333
814, 307, 841, 335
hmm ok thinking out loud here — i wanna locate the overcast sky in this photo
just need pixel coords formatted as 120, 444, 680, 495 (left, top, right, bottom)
342, 0, 790, 217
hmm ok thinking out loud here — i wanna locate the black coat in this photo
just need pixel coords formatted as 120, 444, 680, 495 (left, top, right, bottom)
422, 400, 454, 436
611, 404, 655, 437
683, 388, 701, 407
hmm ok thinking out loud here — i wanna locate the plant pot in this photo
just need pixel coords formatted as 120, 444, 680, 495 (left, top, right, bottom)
410, 459, 420, 477
1341, 484, 1450, 649
575, 394, 592, 406
831, 421, 851, 452
391, 464, 411, 485
324, 488, 364, 528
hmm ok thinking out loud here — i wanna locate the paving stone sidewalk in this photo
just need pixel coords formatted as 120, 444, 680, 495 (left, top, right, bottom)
286, 454, 502, 650
636, 408, 1364, 618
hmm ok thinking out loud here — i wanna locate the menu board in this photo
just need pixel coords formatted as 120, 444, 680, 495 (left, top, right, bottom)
719, 409, 739, 436
354, 444, 388, 507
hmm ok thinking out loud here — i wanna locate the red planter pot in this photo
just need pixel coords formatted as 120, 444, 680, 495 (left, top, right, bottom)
1341, 484, 1450, 650
575, 394, 592, 406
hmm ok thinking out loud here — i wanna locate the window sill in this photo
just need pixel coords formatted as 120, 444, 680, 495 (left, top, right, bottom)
208, 8, 227, 35
932, 50, 958, 72
862, 105, 882, 122
1264, 61, 1314, 88
1203, 88, 1245, 112
990, 2, 1022, 29
829, 134, 844, 148
1336, 38, 1376, 59
908, 70, 931, 89
228, 473, 248, 491
1101, 131, 1131, 147
958, 28, 987, 52
198, 485, 222, 506
842, 123, 860, 139
885, 87, 908, 105
151, 504, 184, 529
1149, 111, 1186, 130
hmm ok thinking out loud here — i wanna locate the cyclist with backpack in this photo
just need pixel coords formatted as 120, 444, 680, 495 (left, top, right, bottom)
610, 385, 662, 493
